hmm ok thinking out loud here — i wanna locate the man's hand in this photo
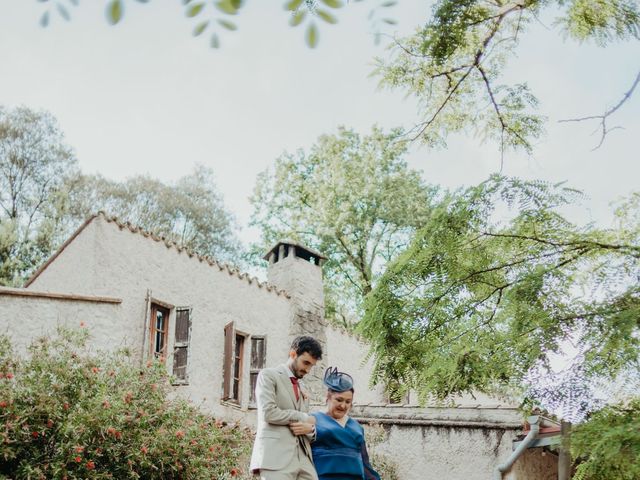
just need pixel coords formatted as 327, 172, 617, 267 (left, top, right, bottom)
289, 420, 315, 436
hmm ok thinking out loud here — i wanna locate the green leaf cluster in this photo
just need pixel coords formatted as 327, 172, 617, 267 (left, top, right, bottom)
375, 0, 639, 153
571, 398, 640, 479
0, 106, 243, 285
558, 0, 640, 45
0, 106, 79, 287
68, 165, 243, 265
360, 175, 640, 404
250, 125, 436, 326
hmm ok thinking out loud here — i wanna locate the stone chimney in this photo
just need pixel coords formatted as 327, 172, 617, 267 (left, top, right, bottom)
264, 240, 327, 401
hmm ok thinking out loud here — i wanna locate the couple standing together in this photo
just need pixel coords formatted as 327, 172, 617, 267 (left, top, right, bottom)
250, 336, 381, 480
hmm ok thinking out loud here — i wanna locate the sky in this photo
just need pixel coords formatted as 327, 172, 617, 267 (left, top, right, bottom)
1, 0, 639, 248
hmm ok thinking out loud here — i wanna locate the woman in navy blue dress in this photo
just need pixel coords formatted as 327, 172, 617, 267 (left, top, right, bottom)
310, 367, 381, 480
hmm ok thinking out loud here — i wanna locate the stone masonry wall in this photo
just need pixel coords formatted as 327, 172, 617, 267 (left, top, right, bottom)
352, 405, 558, 480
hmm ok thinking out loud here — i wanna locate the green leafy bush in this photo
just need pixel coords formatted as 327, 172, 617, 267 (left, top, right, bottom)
572, 397, 640, 480
0, 327, 251, 479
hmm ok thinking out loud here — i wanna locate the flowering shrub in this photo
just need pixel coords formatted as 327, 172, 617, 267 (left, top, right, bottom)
0, 327, 251, 479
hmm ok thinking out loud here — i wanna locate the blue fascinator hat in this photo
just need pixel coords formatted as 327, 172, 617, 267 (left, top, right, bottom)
323, 366, 354, 392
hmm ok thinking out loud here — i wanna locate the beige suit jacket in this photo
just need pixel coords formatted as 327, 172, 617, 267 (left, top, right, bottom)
250, 364, 313, 471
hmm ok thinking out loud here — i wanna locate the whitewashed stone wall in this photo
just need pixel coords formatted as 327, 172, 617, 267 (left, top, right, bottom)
324, 325, 383, 405
21, 215, 296, 424
352, 405, 558, 480
0, 288, 123, 353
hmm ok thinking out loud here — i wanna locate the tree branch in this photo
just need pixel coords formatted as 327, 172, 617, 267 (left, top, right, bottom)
559, 68, 640, 150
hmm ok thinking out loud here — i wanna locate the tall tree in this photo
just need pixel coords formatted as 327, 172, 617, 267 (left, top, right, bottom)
0, 106, 78, 286
250, 126, 436, 325
360, 175, 640, 404
69, 165, 242, 263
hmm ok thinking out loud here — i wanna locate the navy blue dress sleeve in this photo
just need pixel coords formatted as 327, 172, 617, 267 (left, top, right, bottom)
360, 440, 381, 480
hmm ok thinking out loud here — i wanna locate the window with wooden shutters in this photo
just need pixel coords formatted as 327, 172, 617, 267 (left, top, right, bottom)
172, 308, 191, 383
249, 336, 266, 406
222, 322, 235, 401
222, 323, 249, 404
232, 333, 245, 402
149, 303, 170, 358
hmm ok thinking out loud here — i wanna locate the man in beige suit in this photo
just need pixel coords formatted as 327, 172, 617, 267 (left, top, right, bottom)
250, 336, 323, 480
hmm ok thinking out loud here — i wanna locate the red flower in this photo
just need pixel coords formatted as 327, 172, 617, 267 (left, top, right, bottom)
175, 430, 185, 439
86, 460, 95, 470
74, 446, 84, 453
31, 431, 39, 439
5, 373, 13, 380
141, 445, 148, 454
80, 321, 86, 328
0, 401, 8, 408
91, 367, 100, 374
74, 456, 82, 463
230, 468, 239, 476
46, 419, 54, 428
106, 427, 117, 436
63, 402, 70, 410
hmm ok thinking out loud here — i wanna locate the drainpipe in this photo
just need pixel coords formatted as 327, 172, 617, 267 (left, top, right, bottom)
494, 415, 540, 480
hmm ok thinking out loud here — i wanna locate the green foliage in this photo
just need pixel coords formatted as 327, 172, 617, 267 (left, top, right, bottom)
0, 327, 252, 479
106, 0, 123, 25
360, 176, 640, 403
250, 125, 436, 326
1, 105, 243, 284
424, 0, 490, 66
559, 0, 640, 45
0, 106, 78, 287
571, 398, 640, 480
33, 0, 400, 50
374, 0, 639, 153
68, 165, 243, 264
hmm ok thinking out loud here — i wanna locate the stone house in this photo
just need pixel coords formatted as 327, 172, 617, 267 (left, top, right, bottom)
0, 212, 561, 479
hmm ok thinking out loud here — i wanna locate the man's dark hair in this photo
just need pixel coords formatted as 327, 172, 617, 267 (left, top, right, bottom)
290, 336, 323, 360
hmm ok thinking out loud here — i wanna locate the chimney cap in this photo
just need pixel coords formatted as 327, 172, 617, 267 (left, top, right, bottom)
263, 240, 327, 261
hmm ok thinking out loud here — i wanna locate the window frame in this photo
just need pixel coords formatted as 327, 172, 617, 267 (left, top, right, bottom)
222, 322, 248, 405
172, 307, 191, 385
249, 335, 267, 407
149, 302, 171, 359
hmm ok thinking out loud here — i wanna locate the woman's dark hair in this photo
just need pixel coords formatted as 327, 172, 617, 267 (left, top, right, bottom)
290, 336, 323, 360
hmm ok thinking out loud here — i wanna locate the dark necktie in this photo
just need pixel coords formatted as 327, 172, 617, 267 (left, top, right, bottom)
290, 376, 300, 401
